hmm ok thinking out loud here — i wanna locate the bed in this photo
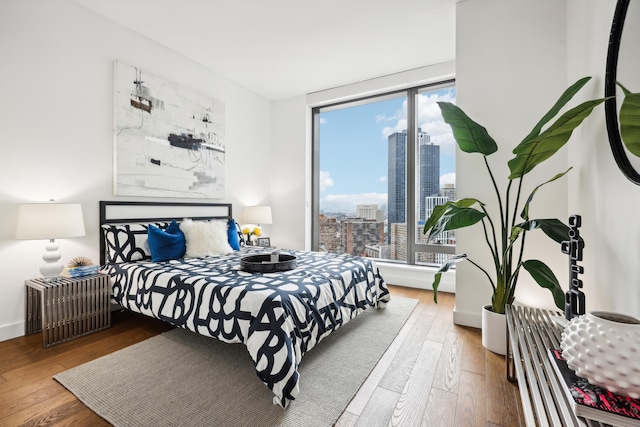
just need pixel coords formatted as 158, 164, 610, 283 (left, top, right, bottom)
99, 201, 390, 408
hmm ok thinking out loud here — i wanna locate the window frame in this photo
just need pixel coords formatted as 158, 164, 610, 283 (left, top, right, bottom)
311, 79, 456, 266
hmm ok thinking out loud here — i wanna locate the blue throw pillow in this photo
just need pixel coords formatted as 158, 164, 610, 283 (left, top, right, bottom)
227, 218, 241, 250
148, 220, 186, 262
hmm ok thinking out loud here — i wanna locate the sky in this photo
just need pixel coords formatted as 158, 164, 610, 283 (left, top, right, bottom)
319, 86, 457, 214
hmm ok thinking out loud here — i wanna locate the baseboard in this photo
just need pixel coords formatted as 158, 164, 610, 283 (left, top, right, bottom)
453, 304, 481, 328
0, 321, 25, 343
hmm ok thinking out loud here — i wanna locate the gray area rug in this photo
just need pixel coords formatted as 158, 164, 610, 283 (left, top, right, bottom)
55, 296, 417, 427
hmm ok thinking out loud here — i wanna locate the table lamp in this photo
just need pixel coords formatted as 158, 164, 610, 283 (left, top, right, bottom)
244, 205, 272, 227
243, 205, 272, 245
16, 201, 86, 280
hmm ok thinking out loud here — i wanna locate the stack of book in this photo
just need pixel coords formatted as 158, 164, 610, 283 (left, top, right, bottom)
548, 349, 640, 426
64, 264, 100, 278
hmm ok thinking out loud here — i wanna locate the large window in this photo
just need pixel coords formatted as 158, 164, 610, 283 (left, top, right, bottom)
312, 81, 456, 266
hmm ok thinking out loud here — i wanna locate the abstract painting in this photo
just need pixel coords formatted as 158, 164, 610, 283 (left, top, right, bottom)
113, 60, 225, 198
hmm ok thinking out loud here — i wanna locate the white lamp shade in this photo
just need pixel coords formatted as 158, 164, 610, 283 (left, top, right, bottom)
244, 205, 272, 225
16, 203, 86, 240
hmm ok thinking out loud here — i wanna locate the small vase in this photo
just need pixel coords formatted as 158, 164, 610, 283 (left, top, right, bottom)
561, 311, 640, 398
482, 304, 506, 355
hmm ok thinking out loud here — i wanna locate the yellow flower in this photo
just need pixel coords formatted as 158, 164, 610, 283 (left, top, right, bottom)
241, 227, 251, 235
253, 227, 262, 237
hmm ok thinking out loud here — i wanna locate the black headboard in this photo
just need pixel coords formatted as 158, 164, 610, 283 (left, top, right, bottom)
99, 200, 233, 265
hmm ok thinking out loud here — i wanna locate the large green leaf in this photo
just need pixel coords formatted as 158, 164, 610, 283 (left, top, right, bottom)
513, 218, 569, 244
509, 99, 606, 176
437, 102, 498, 155
425, 204, 486, 242
508, 98, 606, 179
617, 81, 632, 96
620, 92, 640, 157
431, 254, 467, 303
519, 168, 572, 220
423, 198, 479, 235
537, 219, 570, 243
521, 77, 592, 144
423, 203, 450, 235
443, 206, 486, 231
522, 259, 565, 310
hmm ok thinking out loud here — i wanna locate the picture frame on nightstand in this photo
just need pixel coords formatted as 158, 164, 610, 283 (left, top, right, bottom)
257, 237, 271, 247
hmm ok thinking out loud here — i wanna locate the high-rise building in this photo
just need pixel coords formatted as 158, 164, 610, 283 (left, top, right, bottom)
387, 128, 439, 242
390, 222, 407, 261
341, 218, 385, 256
363, 244, 390, 259
319, 215, 340, 253
418, 134, 440, 221
441, 183, 456, 201
387, 131, 407, 244
357, 204, 385, 222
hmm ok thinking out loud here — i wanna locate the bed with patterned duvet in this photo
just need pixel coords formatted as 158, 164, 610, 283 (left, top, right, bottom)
99, 201, 390, 408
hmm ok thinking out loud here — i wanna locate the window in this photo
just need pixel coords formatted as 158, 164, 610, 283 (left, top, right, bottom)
312, 81, 456, 266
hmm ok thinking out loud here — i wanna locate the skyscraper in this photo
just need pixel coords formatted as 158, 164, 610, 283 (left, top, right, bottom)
387, 130, 407, 244
387, 128, 439, 243
418, 133, 440, 221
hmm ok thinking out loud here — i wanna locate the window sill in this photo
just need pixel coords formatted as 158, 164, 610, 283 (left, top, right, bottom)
376, 261, 455, 294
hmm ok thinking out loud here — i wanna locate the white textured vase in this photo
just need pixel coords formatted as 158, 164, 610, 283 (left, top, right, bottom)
482, 304, 506, 355
561, 311, 640, 399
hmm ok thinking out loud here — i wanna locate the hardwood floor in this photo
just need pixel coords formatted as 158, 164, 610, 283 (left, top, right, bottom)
0, 285, 523, 426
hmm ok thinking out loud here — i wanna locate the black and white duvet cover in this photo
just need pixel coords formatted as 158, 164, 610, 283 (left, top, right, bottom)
103, 248, 390, 408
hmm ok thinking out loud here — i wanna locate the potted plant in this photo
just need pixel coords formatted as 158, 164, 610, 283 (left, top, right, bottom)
423, 77, 606, 354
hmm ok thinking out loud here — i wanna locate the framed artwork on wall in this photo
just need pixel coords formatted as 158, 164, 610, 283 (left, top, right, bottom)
257, 237, 271, 247
113, 60, 226, 198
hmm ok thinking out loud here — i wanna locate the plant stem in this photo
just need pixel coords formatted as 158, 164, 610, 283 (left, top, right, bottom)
467, 258, 496, 293
484, 156, 506, 240
483, 156, 506, 273
512, 175, 525, 227
479, 206, 499, 267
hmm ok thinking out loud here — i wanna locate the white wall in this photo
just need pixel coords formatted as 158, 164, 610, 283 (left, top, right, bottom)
270, 96, 310, 250
0, 0, 272, 341
454, 0, 640, 327
454, 0, 572, 327
567, 0, 640, 318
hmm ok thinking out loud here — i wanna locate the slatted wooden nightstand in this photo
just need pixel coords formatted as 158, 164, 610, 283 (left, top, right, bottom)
25, 274, 111, 348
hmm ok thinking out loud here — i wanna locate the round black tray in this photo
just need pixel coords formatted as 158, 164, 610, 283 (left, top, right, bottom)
240, 253, 297, 273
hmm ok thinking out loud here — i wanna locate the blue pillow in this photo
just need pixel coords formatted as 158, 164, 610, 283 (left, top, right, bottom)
148, 220, 186, 262
227, 218, 241, 250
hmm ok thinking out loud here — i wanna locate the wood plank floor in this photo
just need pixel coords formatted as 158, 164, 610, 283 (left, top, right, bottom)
0, 285, 523, 426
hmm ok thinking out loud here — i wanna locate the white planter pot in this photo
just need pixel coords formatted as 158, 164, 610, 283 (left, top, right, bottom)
561, 311, 640, 398
482, 304, 506, 355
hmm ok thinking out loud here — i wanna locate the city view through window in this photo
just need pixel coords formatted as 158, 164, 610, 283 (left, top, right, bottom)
316, 83, 457, 266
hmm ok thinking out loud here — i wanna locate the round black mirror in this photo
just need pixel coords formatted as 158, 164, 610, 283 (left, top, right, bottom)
605, 0, 640, 184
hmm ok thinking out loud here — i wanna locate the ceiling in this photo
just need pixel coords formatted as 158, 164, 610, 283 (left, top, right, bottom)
72, 0, 457, 101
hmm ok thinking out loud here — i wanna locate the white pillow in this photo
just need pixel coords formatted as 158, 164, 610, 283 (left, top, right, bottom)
180, 219, 233, 258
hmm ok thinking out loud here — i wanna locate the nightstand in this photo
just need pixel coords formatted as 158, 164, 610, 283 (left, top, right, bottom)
25, 274, 111, 348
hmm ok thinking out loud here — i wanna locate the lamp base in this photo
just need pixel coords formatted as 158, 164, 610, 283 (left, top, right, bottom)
40, 239, 63, 280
